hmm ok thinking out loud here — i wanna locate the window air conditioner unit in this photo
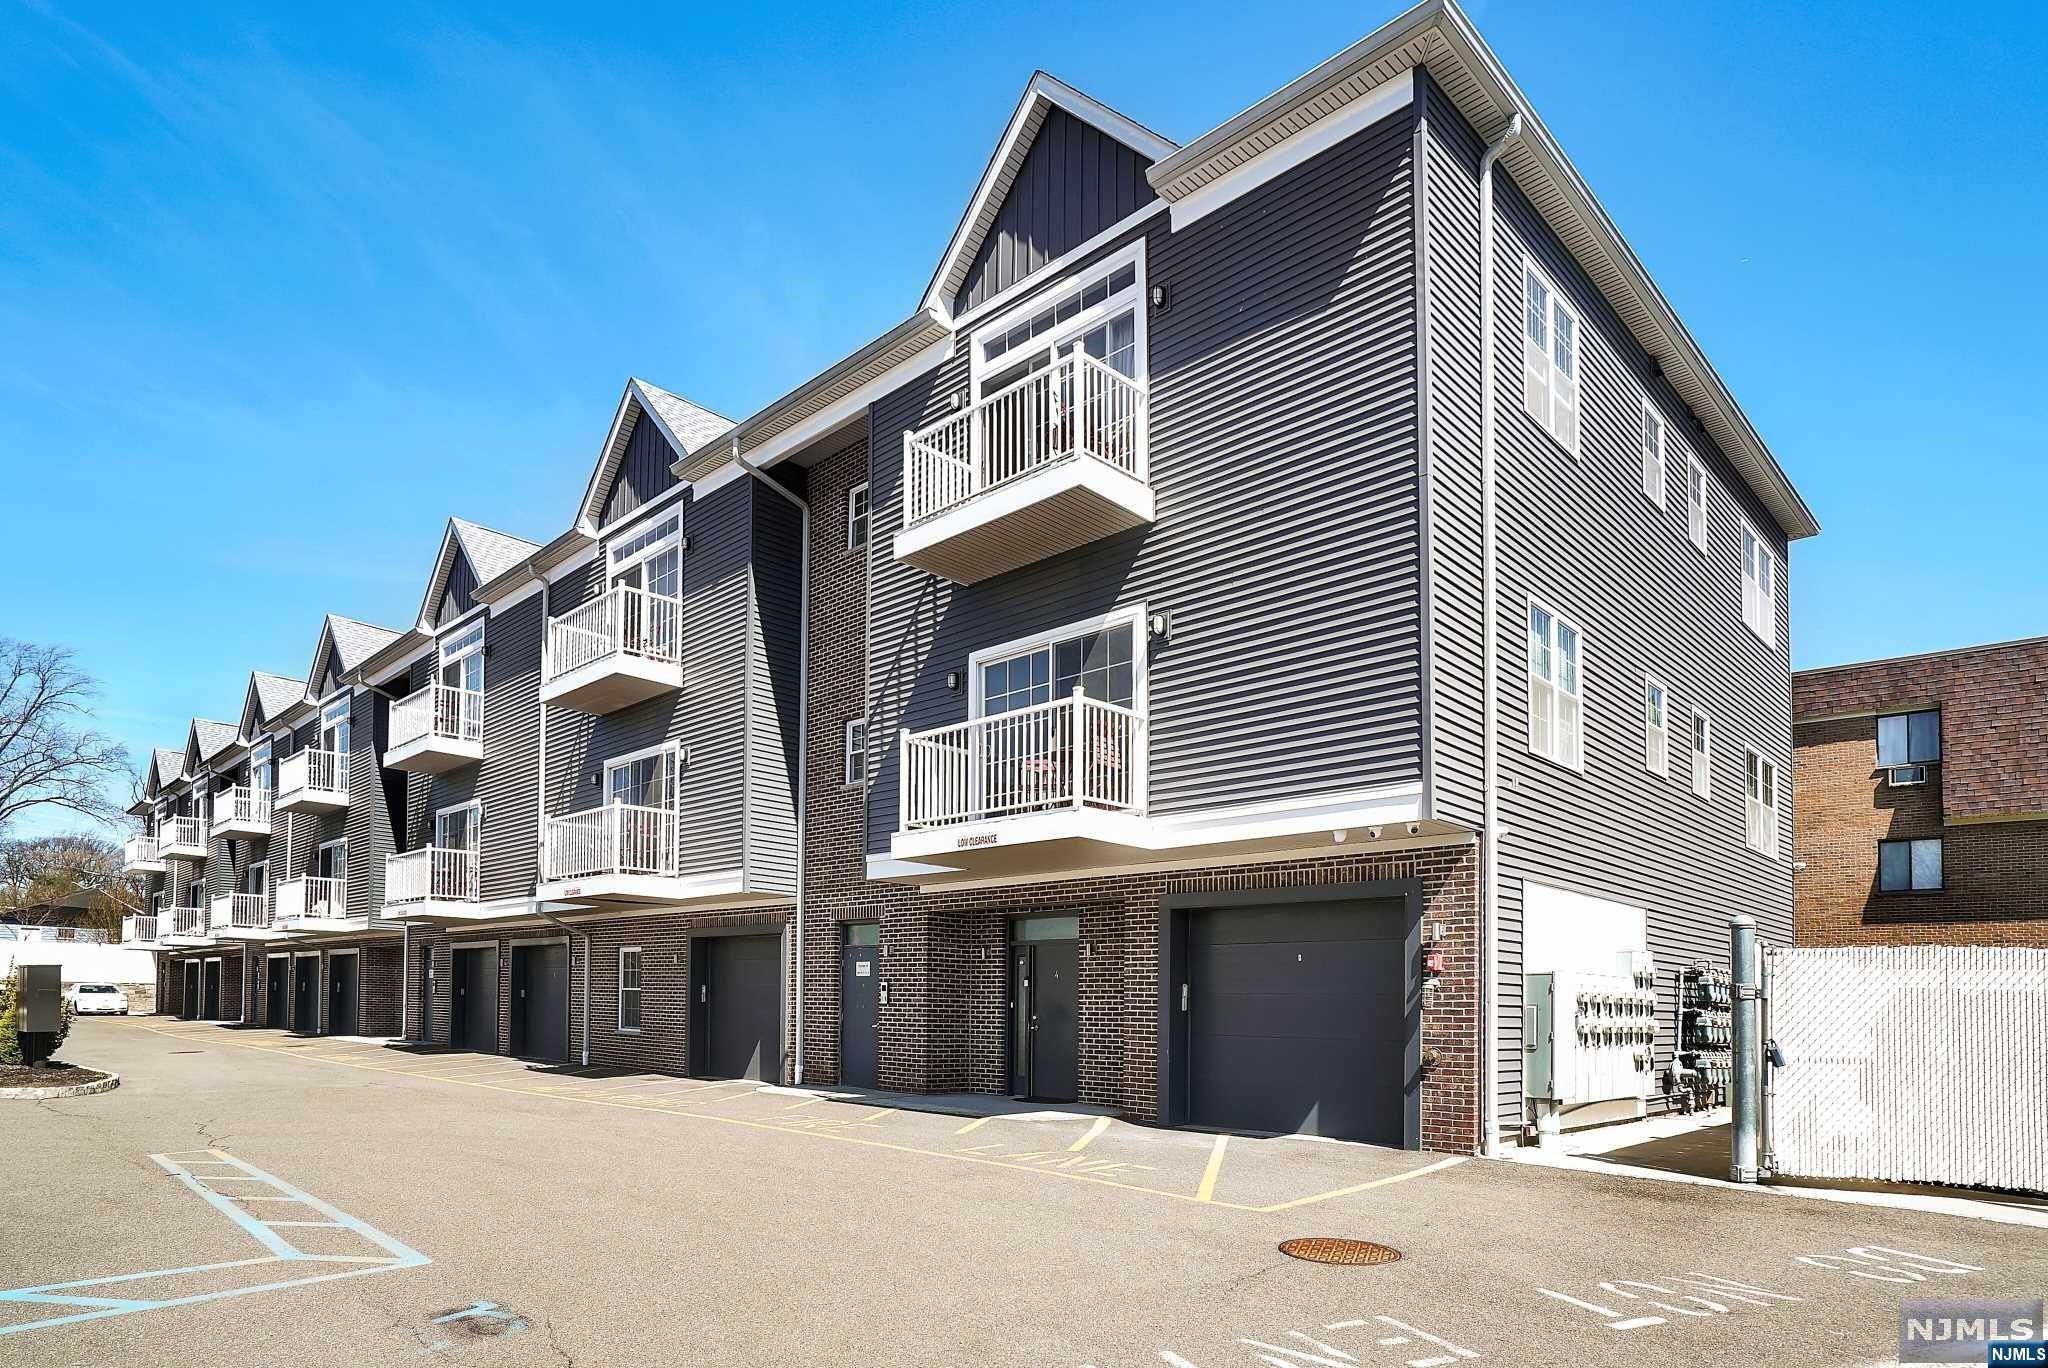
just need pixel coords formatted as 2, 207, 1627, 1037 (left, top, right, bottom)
1886, 764, 1929, 786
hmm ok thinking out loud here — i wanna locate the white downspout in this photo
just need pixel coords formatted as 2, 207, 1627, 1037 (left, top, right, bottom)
1478, 112, 1523, 1159
732, 436, 811, 1086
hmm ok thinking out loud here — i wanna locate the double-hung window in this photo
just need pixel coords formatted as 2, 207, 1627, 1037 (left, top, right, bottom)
1644, 677, 1670, 776
846, 483, 870, 551
1745, 750, 1779, 857
843, 719, 866, 787
1527, 601, 1584, 770
1522, 261, 1581, 454
1640, 402, 1667, 507
1685, 457, 1710, 552
1877, 710, 1941, 767
1690, 708, 1712, 798
1879, 838, 1942, 893
618, 946, 643, 1032
1741, 523, 1778, 645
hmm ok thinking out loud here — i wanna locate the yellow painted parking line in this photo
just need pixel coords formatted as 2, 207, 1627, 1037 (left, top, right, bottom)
1195, 1134, 1230, 1202
1069, 1115, 1112, 1152
853, 1108, 898, 1127
954, 1115, 996, 1136
1251, 1154, 1468, 1213
783, 1097, 821, 1111
595, 1076, 685, 1096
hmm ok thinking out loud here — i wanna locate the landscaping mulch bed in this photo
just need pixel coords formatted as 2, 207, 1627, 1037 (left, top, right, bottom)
0, 1062, 110, 1089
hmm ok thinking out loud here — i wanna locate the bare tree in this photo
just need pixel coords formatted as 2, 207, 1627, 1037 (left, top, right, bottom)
0, 834, 141, 936
0, 638, 131, 834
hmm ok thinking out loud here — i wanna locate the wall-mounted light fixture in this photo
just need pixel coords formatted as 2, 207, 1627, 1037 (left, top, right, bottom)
1149, 283, 1170, 312
1147, 609, 1173, 642
946, 670, 962, 692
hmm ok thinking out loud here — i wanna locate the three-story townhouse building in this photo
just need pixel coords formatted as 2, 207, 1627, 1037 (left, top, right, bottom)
121, 0, 1816, 1155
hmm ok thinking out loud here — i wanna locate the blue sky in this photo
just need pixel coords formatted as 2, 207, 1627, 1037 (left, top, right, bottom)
3, 0, 2044, 839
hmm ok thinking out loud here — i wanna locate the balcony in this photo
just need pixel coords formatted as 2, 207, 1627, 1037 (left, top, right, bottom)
890, 692, 1149, 877
210, 786, 271, 840
211, 892, 280, 940
158, 816, 207, 861
385, 684, 484, 774
895, 353, 1152, 584
382, 847, 483, 920
163, 903, 213, 945
274, 876, 360, 933
122, 835, 165, 874
120, 914, 160, 947
540, 585, 682, 715
275, 749, 349, 814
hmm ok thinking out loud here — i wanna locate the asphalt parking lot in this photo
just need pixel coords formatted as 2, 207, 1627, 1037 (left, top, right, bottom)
5, 1019, 2043, 1367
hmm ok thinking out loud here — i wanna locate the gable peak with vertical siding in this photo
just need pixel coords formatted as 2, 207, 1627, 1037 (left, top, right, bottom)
923, 71, 1178, 321
576, 378, 734, 535
415, 517, 541, 631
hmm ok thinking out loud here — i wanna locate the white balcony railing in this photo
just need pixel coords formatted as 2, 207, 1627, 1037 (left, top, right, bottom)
170, 904, 207, 937
545, 585, 680, 683
390, 684, 483, 753
899, 691, 1146, 831
902, 353, 1147, 526
212, 892, 270, 930
122, 914, 158, 944
385, 847, 479, 905
543, 804, 676, 882
160, 815, 206, 855
122, 835, 162, 869
277, 749, 347, 805
211, 785, 271, 834
276, 876, 349, 923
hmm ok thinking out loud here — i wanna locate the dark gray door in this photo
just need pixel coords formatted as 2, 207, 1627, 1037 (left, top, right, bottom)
510, 943, 568, 1062
694, 934, 780, 1081
1186, 898, 1413, 1145
265, 959, 287, 1026
1010, 941, 1078, 1102
292, 959, 319, 1033
453, 947, 498, 1052
839, 937, 879, 1089
181, 961, 199, 1020
202, 960, 222, 1019
328, 955, 358, 1036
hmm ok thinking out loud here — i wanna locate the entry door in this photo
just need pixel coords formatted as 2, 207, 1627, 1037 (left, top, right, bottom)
453, 947, 498, 1051
182, 961, 200, 1020
265, 959, 287, 1027
693, 934, 780, 1081
293, 960, 319, 1033
202, 960, 222, 1020
839, 928, 880, 1089
510, 943, 568, 1062
1010, 940, 1078, 1102
328, 955, 358, 1036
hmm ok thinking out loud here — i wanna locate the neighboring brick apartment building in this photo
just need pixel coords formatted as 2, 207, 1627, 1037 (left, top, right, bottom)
119, 0, 1817, 1155
1794, 636, 2048, 946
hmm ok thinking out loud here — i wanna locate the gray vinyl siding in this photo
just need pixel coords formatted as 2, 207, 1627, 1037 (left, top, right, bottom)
437, 551, 479, 627
1417, 70, 1796, 1135
744, 484, 804, 896
344, 688, 399, 919
599, 409, 683, 529
867, 98, 1425, 857
954, 105, 1158, 315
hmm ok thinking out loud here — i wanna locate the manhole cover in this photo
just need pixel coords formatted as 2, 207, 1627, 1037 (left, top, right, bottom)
1278, 1237, 1402, 1266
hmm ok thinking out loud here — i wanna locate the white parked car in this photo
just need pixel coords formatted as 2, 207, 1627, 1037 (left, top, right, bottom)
68, 982, 129, 1015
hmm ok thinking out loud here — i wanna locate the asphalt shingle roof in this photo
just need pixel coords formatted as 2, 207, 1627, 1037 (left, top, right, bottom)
449, 518, 540, 587
325, 615, 402, 673
635, 380, 734, 457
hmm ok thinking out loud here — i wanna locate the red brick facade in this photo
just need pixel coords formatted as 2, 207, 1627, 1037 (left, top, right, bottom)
1794, 637, 2048, 947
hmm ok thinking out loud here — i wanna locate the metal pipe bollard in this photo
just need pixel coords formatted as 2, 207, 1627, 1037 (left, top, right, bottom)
1729, 913, 1761, 1183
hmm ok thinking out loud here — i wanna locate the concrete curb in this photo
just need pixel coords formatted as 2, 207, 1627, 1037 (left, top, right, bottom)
0, 1071, 120, 1101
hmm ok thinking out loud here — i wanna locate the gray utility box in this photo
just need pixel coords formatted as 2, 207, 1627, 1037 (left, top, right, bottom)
14, 963, 62, 1032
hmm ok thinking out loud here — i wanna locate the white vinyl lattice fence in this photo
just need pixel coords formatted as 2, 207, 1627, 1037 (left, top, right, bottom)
1767, 945, 2048, 1192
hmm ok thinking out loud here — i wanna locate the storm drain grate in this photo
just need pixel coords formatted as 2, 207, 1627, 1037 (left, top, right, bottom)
1278, 1237, 1402, 1266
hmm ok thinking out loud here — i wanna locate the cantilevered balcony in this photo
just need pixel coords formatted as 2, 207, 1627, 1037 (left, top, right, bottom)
211, 892, 279, 940
122, 835, 165, 874
210, 786, 271, 840
158, 816, 207, 861
540, 585, 682, 714
889, 691, 1149, 878
895, 354, 1152, 584
275, 749, 349, 814
120, 914, 160, 947
385, 684, 484, 774
274, 876, 358, 933
382, 847, 482, 920
163, 903, 213, 945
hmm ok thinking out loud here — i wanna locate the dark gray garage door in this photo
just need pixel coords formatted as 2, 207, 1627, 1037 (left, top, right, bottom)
1186, 898, 1416, 1146
510, 943, 568, 1062
694, 934, 780, 1081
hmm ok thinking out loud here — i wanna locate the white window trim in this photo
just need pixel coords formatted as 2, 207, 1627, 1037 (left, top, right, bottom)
1690, 707, 1712, 800
1640, 400, 1667, 507
1745, 749, 1780, 859
606, 513, 683, 587
966, 238, 1148, 397
317, 836, 349, 882
843, 718, 866, 788
1520, 256, 1582, 458
438, 616, 486, 667
965, 602, 1149, 722
603, 742, 681, 807
247, 859, 268, 895
617, 945, 643, 1033
1644, 674, 1670, 777
846, 482, 870, 552
434, 799, 481, 850
1525, 596, 1585, 773
1741, 519, 1778, 646
1685, 455, 1711, 554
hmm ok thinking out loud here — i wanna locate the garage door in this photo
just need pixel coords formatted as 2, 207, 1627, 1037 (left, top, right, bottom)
1186, 898, 1415, 1146
694, 934, 781, 1081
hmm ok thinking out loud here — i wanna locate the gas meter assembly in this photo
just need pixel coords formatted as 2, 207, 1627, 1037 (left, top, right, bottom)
1526, 951, 1658, 1113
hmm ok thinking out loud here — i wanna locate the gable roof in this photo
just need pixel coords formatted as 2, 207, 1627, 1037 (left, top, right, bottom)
147, 747, 186, 795
238, 671, 305, 737
181, 718, 239, 774
1144, 0, 1817, 540
575, 379, 734, 534
305, 614, 403, 694
416, 517, 541, 629
922, 71, 1178, 320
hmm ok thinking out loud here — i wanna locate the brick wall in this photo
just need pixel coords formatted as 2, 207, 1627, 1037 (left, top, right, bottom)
1794, 711, 2048, 947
